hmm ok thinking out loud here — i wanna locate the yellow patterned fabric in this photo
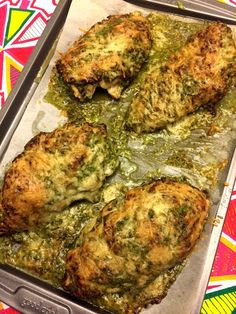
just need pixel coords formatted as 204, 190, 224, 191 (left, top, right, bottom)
218, 0, 236, 6
201, 287, 236, 313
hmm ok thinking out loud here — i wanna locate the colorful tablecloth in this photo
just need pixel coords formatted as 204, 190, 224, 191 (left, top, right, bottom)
202, 184, 236, 313
0, 0, 57, 107
219, 0, 236, 6
0, 0, 235, 313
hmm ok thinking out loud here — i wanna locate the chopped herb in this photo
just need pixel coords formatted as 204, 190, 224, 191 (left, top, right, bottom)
148, 209, 155, 219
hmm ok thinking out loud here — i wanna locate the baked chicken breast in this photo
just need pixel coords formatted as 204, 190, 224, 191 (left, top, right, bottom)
63, 180, 209, 304
0, 123, 117, 233
56, 12, 152, 101
127, 22, 236, 133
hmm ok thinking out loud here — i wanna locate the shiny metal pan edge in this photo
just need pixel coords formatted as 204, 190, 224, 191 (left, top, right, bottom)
124, 0, 236, 24
0, 264, 111, 314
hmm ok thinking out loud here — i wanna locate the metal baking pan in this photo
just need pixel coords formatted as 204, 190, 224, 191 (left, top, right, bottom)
0, 0, 236, 313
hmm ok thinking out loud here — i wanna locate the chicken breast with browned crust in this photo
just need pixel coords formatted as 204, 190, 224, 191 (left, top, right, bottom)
0, 123, 118, 233
127, 22, 236, 133
56, 12, 152, 101
63, 179, 209, 310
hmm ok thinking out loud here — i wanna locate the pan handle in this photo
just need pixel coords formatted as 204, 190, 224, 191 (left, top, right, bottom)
0, 264, 110, 314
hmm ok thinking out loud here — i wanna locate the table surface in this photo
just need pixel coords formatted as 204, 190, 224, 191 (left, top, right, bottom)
0, 0, 235, 313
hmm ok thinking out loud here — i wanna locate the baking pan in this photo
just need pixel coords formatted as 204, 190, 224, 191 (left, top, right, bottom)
0, 0, 236, 313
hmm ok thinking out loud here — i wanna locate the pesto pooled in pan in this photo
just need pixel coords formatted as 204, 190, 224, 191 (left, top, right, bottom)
0, 122, 118, 233
56, 12, 152, 101
64, 180, 209, 313
127, 22, 236, 133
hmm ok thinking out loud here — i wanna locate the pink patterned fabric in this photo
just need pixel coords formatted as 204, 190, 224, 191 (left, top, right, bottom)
0, 0, 57, 107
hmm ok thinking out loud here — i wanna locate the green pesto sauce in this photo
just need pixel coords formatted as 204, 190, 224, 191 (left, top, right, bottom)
1, 12, 236, 314
0, 202, 100, 286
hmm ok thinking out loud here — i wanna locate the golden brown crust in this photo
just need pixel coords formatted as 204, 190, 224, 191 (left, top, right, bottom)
63, 180, 209, 301
57, 12, 152, 101
127, 22, 236, 133
1, 123, 117, 232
